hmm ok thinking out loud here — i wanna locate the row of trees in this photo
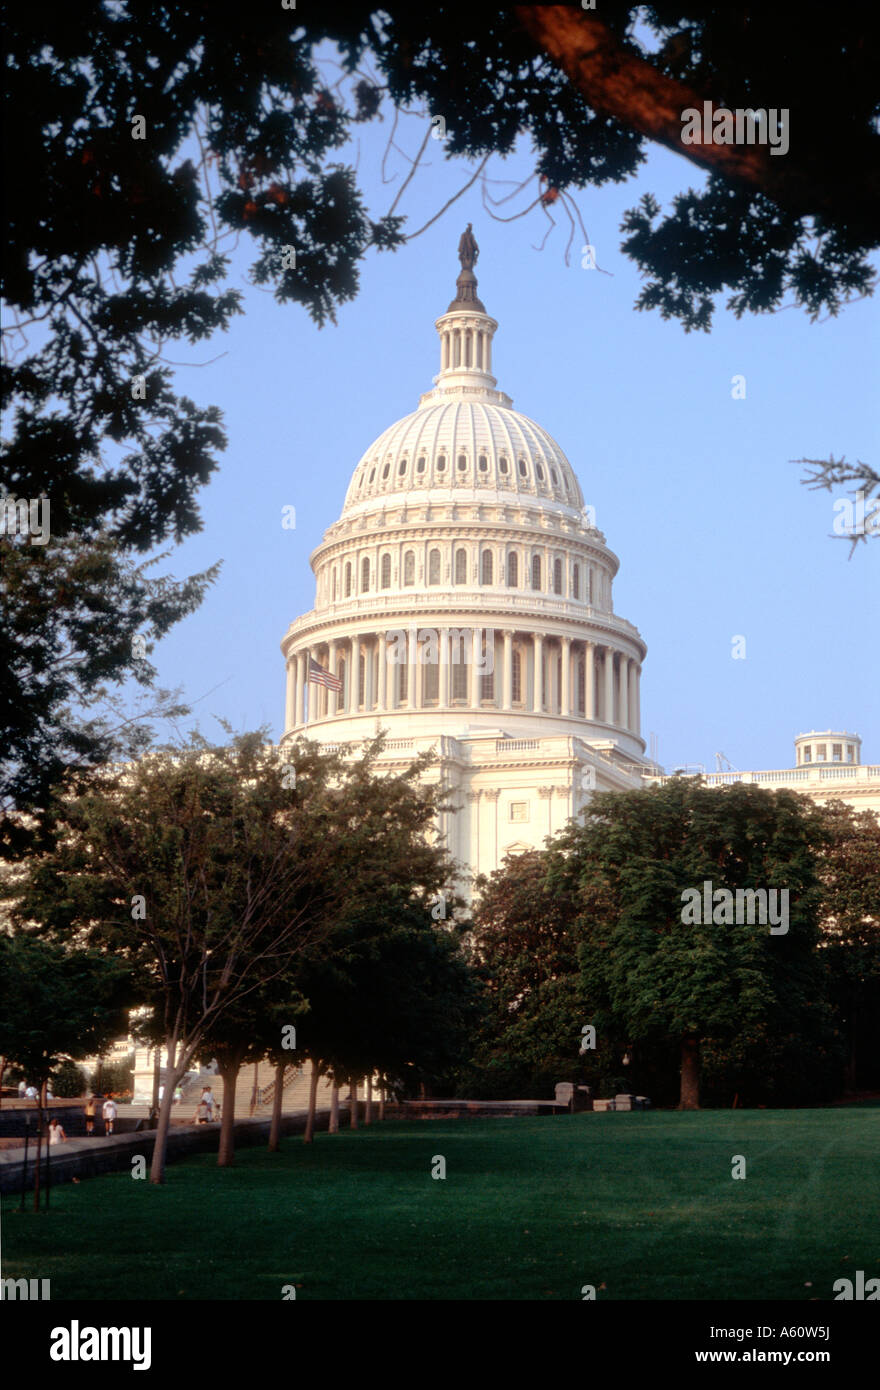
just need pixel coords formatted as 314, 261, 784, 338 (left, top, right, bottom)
3, 756, 877, 1186
0, 732, 479, 1182
467, 782, 880, 1109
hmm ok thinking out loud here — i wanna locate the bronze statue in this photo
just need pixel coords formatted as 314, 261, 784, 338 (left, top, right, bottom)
457, 223, 479, 271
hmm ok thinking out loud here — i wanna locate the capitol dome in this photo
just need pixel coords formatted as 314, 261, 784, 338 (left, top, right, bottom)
280, 229, 649, 886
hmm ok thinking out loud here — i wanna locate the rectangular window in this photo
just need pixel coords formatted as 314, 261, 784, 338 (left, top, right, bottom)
832, 743, 842, 762
846, 745, 854, 763
803, 747, 812, 763
509, 802, 528, 822
816, 744, 827, 761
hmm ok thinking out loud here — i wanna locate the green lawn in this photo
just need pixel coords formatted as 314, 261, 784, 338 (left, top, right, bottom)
3, 1108, 878, 1300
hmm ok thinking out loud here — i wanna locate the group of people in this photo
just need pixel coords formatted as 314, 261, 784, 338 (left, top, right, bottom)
16, 1081, 219, 1139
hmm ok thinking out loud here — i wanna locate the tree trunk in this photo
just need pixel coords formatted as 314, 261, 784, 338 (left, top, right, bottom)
679, 1034, 701, 1110
249, 1060, 260, 1116
304, 1058, 320, 1143
329, 1081, 340, 1134
217, 1050, 245, 1167
268, 1059, 285, 1153
844, 995, 858, 1091
32, 1088, 44, 1212
379, 1082, 385, 1122
349, 1076, 358, 1129
149, 1077, 182, 1184
365, 1075, 373, 1126
149, 1051, 160, 1125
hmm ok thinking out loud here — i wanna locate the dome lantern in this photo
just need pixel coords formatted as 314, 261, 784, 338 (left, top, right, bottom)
433, 224, 499, 393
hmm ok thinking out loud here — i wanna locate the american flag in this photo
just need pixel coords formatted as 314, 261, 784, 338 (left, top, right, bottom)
308, 657, 343, 693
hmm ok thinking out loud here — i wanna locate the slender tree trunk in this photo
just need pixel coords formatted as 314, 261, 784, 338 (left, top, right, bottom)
249, 1060, 260, 1116
679, 1034, 701, 1110
304, 1058, 320, 1143
329, 1081, 340, 1134
365, 1075, 373, 1126
150, 1051, 160, 1125
268, 1059, 285, 1153
217, 1050, 244, 1167
149, 1077, 182, 1184
350, 1076, 359, 1130
844, 994, 858, 1091
32, 1088, 44, 1212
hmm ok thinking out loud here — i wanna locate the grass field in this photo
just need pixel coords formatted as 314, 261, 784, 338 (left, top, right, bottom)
2, 1108, 878, 1300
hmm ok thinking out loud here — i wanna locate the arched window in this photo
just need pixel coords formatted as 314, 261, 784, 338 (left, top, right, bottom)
361, 557, 370, 593
478, 454, 488, 474
454, 548, 467, 585
344, 562, 352, 598
586, 568, 593, 604
399, 662, 408, 703
518, 458, 527, 478
536, 463, 545, 482
369, 467, 376, 484
551, 468, 559, 486
332, 568, 337, 601
481, 550, 493, 585
457, 453, 467, 472
507, 552, 518, 588
577, 655, 585, 714
382, 462, 390, 479
531, 555, 541, 591
381, 553, 392, 589
572, 564, 580, 600
358, 653, 366, 707
428, 548, 441, 585
499, 456, 509, 475
403, 551, 415, 586
398, 458, 407, 476
417, 456, 426, 473
553, 557, 563, 595
512, 648, 522, 703
436, 454, 447, 473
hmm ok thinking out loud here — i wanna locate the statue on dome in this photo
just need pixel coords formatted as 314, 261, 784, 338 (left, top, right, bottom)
457, 223, 479, 271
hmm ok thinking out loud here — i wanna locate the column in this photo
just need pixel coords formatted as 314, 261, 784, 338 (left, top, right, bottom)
409, 628, 418, 710
329, 641, 339, 716
604, 646, 615, 725
365, 635, 375, 711
533, 634, 544, 712
285, 657, 296, 732
561, 637, 571, 717
503, 630, 513, 711
628, 660, 639, 734
295, 650, 306, 725
377, 631, 387, 711
439, 628, 450, 710
586, 642, 596, 720
617, 656, 625, 733
634, 664, 641, 736
350, 635, 360, 714
471, 627, 481, 706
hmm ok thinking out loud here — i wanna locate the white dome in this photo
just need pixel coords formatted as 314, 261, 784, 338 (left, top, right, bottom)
343, 398, 585, 513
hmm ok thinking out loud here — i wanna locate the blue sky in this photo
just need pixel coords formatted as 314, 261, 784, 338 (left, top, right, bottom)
145, 104, 879, 775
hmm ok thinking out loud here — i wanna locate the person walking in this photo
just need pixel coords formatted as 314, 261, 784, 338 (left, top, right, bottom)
17, 1080, 26, 1098
102, 1096, 118, 1135
84, 1095, 96, 1136
200, 1086, 216, 1122
48, 1118, 67, 1145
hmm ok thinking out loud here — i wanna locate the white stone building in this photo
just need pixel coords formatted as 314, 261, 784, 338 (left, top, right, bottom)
279, 238, 652, 890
